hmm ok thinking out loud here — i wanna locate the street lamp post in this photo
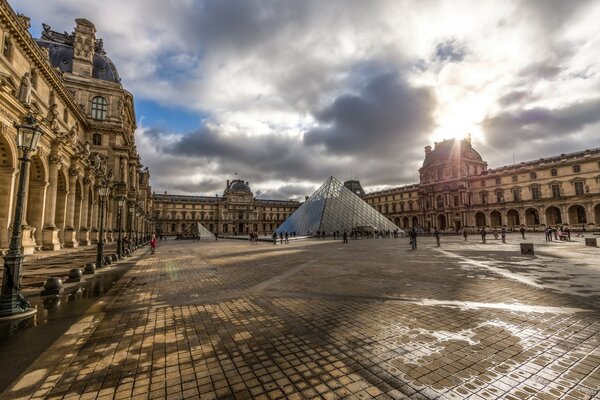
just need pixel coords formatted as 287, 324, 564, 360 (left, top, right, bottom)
136, 210, 141, 246
116, 197, 125, 258
0, 115, 42, 318
128, 203, 134, 251
96, 183, 108, 268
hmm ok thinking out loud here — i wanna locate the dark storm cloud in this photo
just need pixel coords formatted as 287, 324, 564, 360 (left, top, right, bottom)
497, 90, 531, 107
432, 39, 466, 63
304, 69, 435, 157
520, 0, 594, 30
482, 97, 600, 150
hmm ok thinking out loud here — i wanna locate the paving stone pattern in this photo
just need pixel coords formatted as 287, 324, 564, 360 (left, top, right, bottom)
5, 234, 600, 399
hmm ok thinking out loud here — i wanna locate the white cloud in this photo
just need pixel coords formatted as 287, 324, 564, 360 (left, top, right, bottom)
14, 0, 600, 197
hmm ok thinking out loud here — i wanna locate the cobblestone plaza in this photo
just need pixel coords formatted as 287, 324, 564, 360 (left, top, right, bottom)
2, 234, 599, 399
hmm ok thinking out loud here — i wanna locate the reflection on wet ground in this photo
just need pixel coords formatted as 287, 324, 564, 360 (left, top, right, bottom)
2, 233, 600, 399
0, 258, 137, 391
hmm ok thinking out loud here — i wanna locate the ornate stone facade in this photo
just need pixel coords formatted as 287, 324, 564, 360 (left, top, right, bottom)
365, 136, 600, 231
0, 2, 152, 254
153, 179, 299, 236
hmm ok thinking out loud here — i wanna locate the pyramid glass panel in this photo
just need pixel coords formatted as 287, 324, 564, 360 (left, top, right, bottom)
195, 222, 215, 240
275, 176, 401, 235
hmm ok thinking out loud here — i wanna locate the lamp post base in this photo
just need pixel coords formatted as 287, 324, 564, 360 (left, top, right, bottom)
0, 306, 37, 321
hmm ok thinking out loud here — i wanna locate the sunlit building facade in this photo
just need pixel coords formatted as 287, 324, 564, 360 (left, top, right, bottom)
0, 5, 152, 254
153, 179, 299, 236
365, 136, 600, 231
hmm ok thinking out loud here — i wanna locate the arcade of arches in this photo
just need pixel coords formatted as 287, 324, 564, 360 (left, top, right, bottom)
366, 137, 600, 231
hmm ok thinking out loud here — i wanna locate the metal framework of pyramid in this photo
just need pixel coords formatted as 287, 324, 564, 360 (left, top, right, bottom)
194, 222, 215, 240
275, 176, 401, 236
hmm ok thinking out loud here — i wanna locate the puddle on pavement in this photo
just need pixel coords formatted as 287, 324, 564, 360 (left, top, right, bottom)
0, 265, 130, 340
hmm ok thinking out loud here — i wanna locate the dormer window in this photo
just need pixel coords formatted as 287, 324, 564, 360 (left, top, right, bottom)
91, 96, 108, 120
573, 165, 581, 173
551, 168, 558, 177
530, 172, 537, 179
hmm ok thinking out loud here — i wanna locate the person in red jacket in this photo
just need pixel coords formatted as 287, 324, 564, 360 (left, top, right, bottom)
150, 233, 157, 254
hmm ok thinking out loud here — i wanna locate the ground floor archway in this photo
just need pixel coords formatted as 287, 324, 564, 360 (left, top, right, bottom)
475, 212, 486, 227
437, 214, 446, 230
490, 210, 502, 227
568, 204, 587, 225
525, 208, 540, 226
507, 209, 520, 227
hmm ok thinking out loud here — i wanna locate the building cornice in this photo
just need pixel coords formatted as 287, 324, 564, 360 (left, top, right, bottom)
0, 1, 89, 127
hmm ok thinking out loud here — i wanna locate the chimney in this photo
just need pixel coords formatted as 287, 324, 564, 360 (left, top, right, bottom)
72, 18, 96, 77
424, 145, 432, 156
226, 180, 230, 186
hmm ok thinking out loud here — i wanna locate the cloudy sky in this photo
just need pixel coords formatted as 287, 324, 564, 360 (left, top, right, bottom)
16, 0, 600, 199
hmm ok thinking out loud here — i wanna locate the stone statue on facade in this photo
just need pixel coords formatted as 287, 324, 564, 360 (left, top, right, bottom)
68, 121, 79, 146
83, 141, 91, 158
46, 103, 60, 132
17, 73, 32, 105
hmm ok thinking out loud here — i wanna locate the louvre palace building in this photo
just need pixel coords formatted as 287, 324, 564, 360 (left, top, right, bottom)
0, 2, 152, 255
364, 135, 600, 231
153, 179, 299, 236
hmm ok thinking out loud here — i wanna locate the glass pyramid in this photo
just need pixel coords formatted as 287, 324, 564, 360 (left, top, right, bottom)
195, 222, 215, 240
275, 176, 401, 235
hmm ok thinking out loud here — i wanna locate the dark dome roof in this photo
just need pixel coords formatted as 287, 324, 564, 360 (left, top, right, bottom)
422, 139, 483, 168
228, 180, 252, 193
35, 39, 120, 83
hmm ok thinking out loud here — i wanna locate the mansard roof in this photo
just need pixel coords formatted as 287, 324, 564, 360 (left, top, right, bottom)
34, 23, 120, 83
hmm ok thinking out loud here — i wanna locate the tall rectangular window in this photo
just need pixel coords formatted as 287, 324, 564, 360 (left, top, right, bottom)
552, 184, 561, 198
574, 181, 584, 196
513, 189, 521, 201
454, 196, 459, 207
531, 187, 540, 200
481, 193, 488, 204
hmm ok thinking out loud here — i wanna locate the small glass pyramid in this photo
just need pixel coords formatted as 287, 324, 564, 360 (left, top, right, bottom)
195, 222, 215, 240
275, 176, 401, 235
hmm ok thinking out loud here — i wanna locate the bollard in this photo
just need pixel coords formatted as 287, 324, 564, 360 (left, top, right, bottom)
520, 243, 534, 255
111, 254, 118, 262
84, 262, 96, 274
41, 277, 63, 295
103, 255, 112, 266
585, 238, 597, 247
66, 268, 83, 283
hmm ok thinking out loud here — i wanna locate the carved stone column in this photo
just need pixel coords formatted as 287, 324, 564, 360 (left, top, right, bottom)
79, 176, 91, 245
18, 157, 36, 255
63, 166, 79, 248
0, 168, 17, 250
90, 188, 99, 244
42, 154, 61, 250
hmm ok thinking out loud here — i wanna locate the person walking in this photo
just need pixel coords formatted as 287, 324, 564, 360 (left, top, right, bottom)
481, 228, 487, 244
434, 229, 440, 247
272, 231, 277, 244
279, 232, 283, 244
520, 226, 525, 239
284, 232, 289, 244
343, 231, 348, 244
150, 233, 157, 255
463, 229, 468, 241
501, 227, 506, 243
409, 228, 417, 250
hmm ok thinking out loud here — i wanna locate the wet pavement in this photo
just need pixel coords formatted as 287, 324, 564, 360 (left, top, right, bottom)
1, 233, 600, 399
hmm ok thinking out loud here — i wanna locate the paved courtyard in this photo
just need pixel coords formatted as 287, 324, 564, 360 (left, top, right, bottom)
2, 233, 600, 399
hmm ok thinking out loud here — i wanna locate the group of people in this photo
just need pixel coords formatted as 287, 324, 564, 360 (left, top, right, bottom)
272, 231, 291, 244
544, 225, 577, 241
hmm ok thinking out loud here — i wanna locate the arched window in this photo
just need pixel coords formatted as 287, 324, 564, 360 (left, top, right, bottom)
91, 96, 108, 120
